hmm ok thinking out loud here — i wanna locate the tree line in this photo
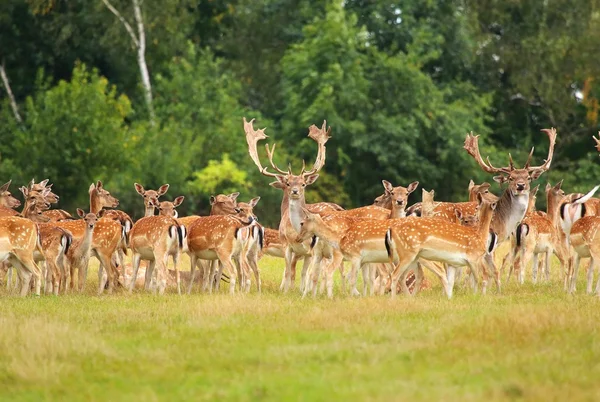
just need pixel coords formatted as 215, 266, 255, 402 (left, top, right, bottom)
1, 0, 599, 225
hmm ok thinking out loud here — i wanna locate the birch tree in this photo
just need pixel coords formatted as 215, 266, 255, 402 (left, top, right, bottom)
101, 0, 155, 123
0, 61, 22, 124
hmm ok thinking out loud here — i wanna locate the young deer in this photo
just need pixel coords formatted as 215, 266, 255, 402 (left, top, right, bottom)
134, 183, 170, 217
187, 208, 256, 294
128, 212, 185, 295
389, 194, 498, 298
50, 181, 123, 293
0, 180, 21, 216
0, 216, 43, 296
243, 117, 333, 293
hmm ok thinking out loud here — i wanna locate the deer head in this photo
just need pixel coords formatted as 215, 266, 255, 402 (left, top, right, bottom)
464, 128, 556, 196
421, 189, 439, 218
89, 181, 119, 211
21, 195, 51, 223
296, 208, 326, 243
154, 196, 185, 218
77, 208, 104, 229
19, 186, 51, 213
381, 180, 419, 209
0, 180, 20, 209
210, 194, 240, 216
455, 210, 479, 227
236, 197, 261, 222
468, 181, 493, 202
28, 179, 59, 204
243, 117, 330, 202
134, 183, 168, 215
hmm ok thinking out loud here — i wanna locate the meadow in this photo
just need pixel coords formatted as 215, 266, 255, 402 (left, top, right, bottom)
0, 252, 599, 402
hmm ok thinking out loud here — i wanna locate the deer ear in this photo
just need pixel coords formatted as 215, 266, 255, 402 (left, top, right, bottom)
532, 184, 540, 196
455, 210, 463, 220
382, 180, 393, 193
491, 202, 497, 211
493, 175, 508, 184
134, 183, 145, 195
97, 209, 106, 218
77, 208, 85, 218
39, 179, 49, 187
0, 181, 11, 193
407, 181, 419, 194
209, 196, 216, 205
96, 180, 103, 189
173, 196, 185, 207
269, 181, 285, 189
157, 184, 170, 196
468, 180, 475, 192
545, 182, 551, 192
228, 192, 240, 202
555, 180, 563, 190
304, 174, 319, 186
477, 192, 483, 205
249, 197, 261, 208
89, 183, 96, 193
19, 186, 28, 196
29, 178, 35, 189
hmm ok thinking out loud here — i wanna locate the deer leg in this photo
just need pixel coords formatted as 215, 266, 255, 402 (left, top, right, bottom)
281, 248, 293, 292
96, 251, 116, 294
12, 259, 32, 297
569, 255, 581, 294
390, 253, 418, 298
188, 255, 198, 294
531, 252, 539, 284
216, 251, 236, 295
587, 258, 595, 295
129, 253, 141, 292
172, 251, 181, 295
299, 256, 310, 294
144, 258, 154, 290
13, 253, 41, 297
348, 259, 361, 297
447, 265, 457, 298
303, 253, 319, 299
154, 251, 168, 295
249, 249, 261, 293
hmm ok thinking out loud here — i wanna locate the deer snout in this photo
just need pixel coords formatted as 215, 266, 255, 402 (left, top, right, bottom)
516, 183, 525, 191
396, 199, 404, 206
291, 188, 299, 195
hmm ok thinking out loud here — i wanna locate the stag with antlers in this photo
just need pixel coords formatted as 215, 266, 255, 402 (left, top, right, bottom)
243, 117, 337, 293
463, 128, 556, 245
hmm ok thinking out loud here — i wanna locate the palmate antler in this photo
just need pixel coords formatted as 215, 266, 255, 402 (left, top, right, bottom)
243, 117, 331, 178
464, 127, 557, 174
593, 132, 600, 153
302, 121, 331, 176
525, 128, 557, 172
463, 132, 512, 174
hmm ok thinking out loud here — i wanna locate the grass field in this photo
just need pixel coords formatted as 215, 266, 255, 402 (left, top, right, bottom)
0, 251, 599, 401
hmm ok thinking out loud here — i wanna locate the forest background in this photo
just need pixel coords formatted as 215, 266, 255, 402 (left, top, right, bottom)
1, 0, 599, 225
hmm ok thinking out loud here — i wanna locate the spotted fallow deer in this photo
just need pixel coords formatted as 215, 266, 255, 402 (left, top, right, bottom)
0, 180, 21, 217
50, 181, 123, 293
186, 206, 255, 294
134, 183, 170, 217
463, 128, 556, 247
0, 215, 44, 296
506, 183, 568, 285
389, 193, 498, 299
567, 213, 600, 294
243, 117, 337, 293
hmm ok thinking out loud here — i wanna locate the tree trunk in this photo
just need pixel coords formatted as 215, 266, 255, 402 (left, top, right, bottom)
0, 62, 23, 124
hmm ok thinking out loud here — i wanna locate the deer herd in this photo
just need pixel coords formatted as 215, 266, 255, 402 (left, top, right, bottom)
0, 119, 599, 299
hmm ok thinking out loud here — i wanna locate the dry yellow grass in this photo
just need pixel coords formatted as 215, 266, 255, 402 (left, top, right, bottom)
0, 248, 599, 401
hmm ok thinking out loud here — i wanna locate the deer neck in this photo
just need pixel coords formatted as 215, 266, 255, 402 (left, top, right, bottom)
288, 196, 306, 233
477, 204, 495, 244
389, 203, 406, 219
144, 205, 155, 217
490, 189, 528, 242
90, 191, 104, 215
546, 194, 562, 228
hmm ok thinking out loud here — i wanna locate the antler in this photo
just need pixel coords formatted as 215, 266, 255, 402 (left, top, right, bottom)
593, 132, 600, 153
302, 120, 331, 176
243, 117, 281, 178
464, 132, 511, 174
265, 143, 290, 175
526, 128, 557, 172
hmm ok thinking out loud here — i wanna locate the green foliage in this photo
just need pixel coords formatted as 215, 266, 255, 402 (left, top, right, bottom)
188, 154, 251, 196
0, 63, 132, 210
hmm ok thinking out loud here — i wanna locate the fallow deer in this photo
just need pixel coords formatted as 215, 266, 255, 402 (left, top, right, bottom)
463, 128, 556, 247
134, 183, 170, 217
567, 214, 600, 294
389, 193, 498, 298
0, 216, 43, 296
186, 208, 255, 294
50, 181, 123, 293
128, 211, 185, 295
243, 117, 332, 293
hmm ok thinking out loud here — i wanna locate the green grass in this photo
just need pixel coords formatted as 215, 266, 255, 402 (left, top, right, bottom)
0, 252, 599, 401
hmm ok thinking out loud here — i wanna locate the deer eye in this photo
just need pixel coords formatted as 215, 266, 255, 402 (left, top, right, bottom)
302, 184, 306, 187
235, 208, 241, 213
